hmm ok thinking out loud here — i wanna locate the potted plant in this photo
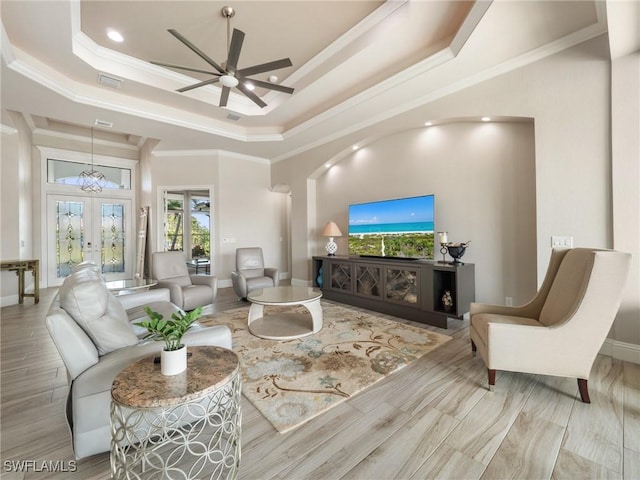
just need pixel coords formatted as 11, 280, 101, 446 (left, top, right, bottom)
135, 306, 203, 375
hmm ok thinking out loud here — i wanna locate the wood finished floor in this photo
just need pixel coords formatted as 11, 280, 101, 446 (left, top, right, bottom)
1, 287, 639, 479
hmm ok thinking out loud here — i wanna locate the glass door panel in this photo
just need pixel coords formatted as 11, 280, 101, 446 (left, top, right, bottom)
47, 195, 132, 285
54, 200, 86, 279
99, 202, 126, 274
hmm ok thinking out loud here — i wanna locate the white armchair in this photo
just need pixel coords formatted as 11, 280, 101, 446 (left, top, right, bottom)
231, 247, 279, 299
152, 251, 217, 311
470, 248, 631, 403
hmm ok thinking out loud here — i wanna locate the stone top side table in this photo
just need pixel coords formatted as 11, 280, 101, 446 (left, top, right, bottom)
110, 346, 242, 480
112, 346, 239, 408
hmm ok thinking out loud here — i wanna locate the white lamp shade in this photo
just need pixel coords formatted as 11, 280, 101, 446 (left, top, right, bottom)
321, 221, 342, 237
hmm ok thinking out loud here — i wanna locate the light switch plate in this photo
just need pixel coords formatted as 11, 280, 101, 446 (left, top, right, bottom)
551, 236, 573, 248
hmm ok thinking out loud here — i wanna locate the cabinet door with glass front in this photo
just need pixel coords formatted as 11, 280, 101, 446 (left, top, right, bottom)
327, 260, 353, 293
354, 263, 382, 299
383, 266, 420, 307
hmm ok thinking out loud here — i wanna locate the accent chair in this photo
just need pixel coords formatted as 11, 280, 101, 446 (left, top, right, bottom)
231, 247, 279, 299
152, 251, 218, 310
470, 247, 631, 403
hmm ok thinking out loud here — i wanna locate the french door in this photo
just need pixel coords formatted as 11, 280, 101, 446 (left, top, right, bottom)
46, 194, 134, 286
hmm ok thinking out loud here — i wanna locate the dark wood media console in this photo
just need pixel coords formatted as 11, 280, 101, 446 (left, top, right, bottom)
312, 256, 475, 329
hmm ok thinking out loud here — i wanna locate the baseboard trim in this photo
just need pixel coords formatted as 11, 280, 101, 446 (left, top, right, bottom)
600, 338, 640, 365
1, 295, 19, 307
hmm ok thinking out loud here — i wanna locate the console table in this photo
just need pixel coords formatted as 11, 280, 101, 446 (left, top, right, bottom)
110, 346, 241, 479
1, 259, 39, 304
312, 256, 475, 329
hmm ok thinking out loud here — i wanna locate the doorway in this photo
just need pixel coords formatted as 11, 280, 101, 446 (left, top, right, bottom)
46, 194, 134, 285
159, 188, 212, 273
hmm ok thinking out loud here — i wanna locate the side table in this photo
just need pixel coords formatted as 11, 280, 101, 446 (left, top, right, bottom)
105, 278, 158, 295
110, 346, 241, 480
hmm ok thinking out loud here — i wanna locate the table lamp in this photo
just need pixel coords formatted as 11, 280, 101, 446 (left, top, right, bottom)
321, 221, 342, 256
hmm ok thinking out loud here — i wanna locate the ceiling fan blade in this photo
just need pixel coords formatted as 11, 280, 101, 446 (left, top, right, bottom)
219, 86, 231, 107
151, 61, 221, 76
242, 78, 294, 95
177, 77, 220, 93
226, 29, 245, 73
237, 83, 267, 108
237, 58, 293, 77
168, 29, 225, 73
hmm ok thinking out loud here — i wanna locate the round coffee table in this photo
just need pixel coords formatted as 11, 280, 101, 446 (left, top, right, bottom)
247, 286, 323, 340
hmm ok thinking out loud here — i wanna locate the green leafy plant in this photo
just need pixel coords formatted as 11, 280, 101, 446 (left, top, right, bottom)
135, 306, 203, 351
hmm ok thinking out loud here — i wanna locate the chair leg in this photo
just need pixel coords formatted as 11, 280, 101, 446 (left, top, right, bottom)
488, 369, 496, 392
471, 340, 477, 357
578, 378, 591, 403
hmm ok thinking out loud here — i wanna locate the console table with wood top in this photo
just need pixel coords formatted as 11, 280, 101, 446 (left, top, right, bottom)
1, 259, 39, 304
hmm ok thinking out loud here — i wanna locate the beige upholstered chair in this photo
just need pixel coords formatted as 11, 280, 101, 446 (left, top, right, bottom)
231, 247, 279, 299
152, 251, 217, 311
470, 247, 631, 403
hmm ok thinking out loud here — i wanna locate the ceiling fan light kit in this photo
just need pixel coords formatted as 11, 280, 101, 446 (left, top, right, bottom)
151, 6, 294, 109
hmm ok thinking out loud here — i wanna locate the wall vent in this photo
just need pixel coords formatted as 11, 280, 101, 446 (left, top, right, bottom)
226, 112, 242, 121
97, 73, 123, 89
94, 119, 114, 128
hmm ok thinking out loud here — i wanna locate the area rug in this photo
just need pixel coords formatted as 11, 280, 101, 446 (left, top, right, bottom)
199, 302, 451, 433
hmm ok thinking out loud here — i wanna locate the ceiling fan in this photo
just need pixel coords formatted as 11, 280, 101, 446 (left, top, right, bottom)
151, 6, 294, 109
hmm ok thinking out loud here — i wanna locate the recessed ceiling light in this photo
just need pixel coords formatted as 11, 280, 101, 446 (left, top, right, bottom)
325, 163, 331, 168
107, 29, 124, 43
352, 145, 359, 151
481, 116, 491, 122
424, 121, 433, 126
245, 82, 255, 91
268, 75, 278, 83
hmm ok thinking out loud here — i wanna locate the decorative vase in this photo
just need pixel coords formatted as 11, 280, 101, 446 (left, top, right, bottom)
316, 267, 323, 287
442, 290, 454, 312
161, 345, 187, 375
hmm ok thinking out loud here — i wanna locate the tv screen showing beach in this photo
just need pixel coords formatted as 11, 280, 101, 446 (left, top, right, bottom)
348, 195, 435, 259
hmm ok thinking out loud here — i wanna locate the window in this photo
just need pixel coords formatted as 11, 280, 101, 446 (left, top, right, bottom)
47, 158, 131, 190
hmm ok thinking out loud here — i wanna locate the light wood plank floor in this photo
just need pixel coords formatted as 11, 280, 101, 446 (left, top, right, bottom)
1, 287, 639, 479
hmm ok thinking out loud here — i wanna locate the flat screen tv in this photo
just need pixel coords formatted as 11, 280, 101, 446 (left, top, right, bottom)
348, 194, 435, 259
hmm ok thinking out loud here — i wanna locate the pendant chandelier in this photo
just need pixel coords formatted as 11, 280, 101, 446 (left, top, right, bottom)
79, 127, 107, 193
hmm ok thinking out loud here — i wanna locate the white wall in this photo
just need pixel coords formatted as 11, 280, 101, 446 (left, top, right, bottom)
315, 122, 537, 305
150, 152, 289, 286
273, 34, 639, 347
1, 113, 34, 306
611, 51, 640, 348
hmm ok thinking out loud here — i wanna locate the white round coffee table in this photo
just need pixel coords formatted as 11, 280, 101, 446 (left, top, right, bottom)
247, 286, 323, 340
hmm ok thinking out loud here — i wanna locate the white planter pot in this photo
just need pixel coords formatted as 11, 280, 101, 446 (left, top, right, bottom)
161, 345, 187, 375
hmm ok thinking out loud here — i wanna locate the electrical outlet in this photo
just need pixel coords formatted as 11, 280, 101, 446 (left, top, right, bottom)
551, 236, 573, 248
505, 297, 513, 306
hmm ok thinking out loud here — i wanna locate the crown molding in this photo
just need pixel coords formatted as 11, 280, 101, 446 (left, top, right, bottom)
271, 15, 608, 163
152, 148, 269, 164
32, 128, 140, 151
1, 124, 18, 135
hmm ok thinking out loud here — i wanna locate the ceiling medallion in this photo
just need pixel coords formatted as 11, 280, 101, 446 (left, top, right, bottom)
150, 6, 294, 108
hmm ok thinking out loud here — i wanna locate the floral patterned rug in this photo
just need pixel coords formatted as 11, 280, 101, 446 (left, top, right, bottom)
200, 302, 451, 433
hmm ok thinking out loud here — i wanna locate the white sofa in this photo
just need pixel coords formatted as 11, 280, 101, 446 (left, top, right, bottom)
45, 264, 232, 459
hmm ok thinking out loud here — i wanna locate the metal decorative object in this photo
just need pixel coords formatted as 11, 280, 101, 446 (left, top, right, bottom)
445, 241, 471, 265
80, 128, 107, 193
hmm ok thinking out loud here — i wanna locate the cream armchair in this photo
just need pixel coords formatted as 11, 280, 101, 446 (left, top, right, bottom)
470, 248, 631, 403
152, 251, 217, 311
231, 247, 279, 299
